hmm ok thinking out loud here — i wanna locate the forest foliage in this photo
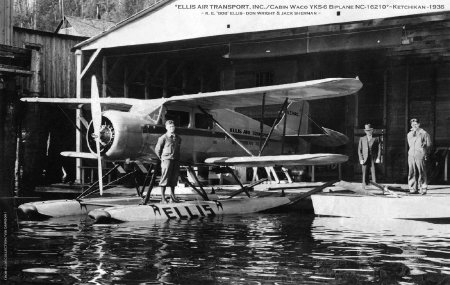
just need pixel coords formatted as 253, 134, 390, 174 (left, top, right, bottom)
14, 0, 161, 32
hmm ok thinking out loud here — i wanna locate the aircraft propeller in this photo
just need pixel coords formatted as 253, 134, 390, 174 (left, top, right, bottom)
90, 75, 104, 196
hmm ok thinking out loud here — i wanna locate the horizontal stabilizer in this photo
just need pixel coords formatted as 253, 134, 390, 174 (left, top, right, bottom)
295, 127, 349, 147
61, 151, 98, 160
204, 153, 348, 167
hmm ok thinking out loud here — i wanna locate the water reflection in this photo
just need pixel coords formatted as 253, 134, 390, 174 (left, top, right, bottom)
6, 214, 450, 284
311, 217, 450, 284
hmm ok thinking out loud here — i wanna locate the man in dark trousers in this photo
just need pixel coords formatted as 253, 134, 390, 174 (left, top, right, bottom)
358, 124, 382, 188
407, 118, 431, 194
155, 120, 182, 203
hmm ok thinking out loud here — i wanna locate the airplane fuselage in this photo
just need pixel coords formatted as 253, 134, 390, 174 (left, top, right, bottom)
91, 107, 305, 164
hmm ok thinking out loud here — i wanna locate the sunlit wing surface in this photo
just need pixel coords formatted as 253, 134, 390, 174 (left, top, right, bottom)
204, 153, 348, 167
21, 78, 361, 113
164, 78, 362, 110
294, 127, 350, 147
20, 97, 144, 111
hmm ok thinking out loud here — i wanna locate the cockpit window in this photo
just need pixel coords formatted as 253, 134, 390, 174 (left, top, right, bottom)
195, 113, 213, 129
165, 110, 190, 127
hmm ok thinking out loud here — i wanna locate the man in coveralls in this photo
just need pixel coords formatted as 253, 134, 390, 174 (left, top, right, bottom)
358, 123, 381, 188
155, 120, 182, 203
407, 118, 431, 195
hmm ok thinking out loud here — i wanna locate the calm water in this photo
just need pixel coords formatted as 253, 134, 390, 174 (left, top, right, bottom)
5, 213, 450, 284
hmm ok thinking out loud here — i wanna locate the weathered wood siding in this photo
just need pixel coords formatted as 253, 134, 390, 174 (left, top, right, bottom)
12, 28, 86, 191
0, 0, 13, 45
13, 27, 85, 98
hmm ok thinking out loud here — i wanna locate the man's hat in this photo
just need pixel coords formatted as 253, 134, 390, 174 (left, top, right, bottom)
364, 124, 373, 131
165, 120, 175, 126
410, 118, 420, 124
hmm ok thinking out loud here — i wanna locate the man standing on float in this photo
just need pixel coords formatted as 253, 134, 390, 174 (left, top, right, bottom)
155, 120, 182, 203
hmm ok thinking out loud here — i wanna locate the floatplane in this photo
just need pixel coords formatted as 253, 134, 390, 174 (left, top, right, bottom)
18, 75, 362, 222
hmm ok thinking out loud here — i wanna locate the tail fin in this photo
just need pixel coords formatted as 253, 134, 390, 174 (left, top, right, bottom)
275, 101, 309, 135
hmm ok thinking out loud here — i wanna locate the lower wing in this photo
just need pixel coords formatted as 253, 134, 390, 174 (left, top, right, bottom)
204, 153, 348, 167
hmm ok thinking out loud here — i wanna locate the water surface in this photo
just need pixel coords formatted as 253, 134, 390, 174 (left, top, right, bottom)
6, 214, 450, 284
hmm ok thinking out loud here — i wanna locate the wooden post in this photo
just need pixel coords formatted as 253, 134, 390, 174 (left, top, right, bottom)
182, 68, 187, 94
29, 50, 41, 95
144, 68, 150, 99
124, 64, 128, 98
405, 64, 409, 175
162, 64, 168, 98
432, 64, 437, 145
75, 49, 83, 184
102, 56, 107, 98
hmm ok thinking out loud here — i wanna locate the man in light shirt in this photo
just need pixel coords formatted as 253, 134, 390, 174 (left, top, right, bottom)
407, 118, 431, 195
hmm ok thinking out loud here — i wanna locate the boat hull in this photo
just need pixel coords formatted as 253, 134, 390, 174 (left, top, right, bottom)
311, 193, 450, 220
89, 197, 292, 223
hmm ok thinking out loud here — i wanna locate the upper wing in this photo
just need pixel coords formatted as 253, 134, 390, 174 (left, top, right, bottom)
20, 97, 145, 111
204, 153, 348, 167
165, 78, 362, 110
21, 78, 361, 112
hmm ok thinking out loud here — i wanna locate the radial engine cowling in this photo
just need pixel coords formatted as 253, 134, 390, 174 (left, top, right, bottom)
86, 110, 149, 161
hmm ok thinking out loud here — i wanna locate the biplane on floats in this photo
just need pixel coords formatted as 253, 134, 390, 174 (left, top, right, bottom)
18, 75, 362, 221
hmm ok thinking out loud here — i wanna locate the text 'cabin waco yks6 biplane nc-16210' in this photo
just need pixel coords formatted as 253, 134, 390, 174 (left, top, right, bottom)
18, 76, 362, 223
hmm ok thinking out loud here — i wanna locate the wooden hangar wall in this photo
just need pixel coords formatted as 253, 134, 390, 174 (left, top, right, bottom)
77, 11, 450, 183
12, 28, 86, 191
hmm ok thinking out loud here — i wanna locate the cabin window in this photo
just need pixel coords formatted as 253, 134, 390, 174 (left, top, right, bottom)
195, 114, 214, 129
165, 110, 190, 128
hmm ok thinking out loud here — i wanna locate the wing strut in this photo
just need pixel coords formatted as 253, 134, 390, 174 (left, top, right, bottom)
259, 92, 266, 150
142, 165, 160, 204
259, 98, 289, 155
198, 106, 254, 156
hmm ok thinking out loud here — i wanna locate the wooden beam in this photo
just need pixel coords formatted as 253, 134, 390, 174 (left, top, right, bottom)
405, 64, 409, 169
0, 66, 32, 75
80, 48, 101, 79
123, 64, 128, 98
144, 68, 150, 99
75, 50, 83, 183
432, 64, 437, 145
163, 63, 168, 98
102, 56, 107, 98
